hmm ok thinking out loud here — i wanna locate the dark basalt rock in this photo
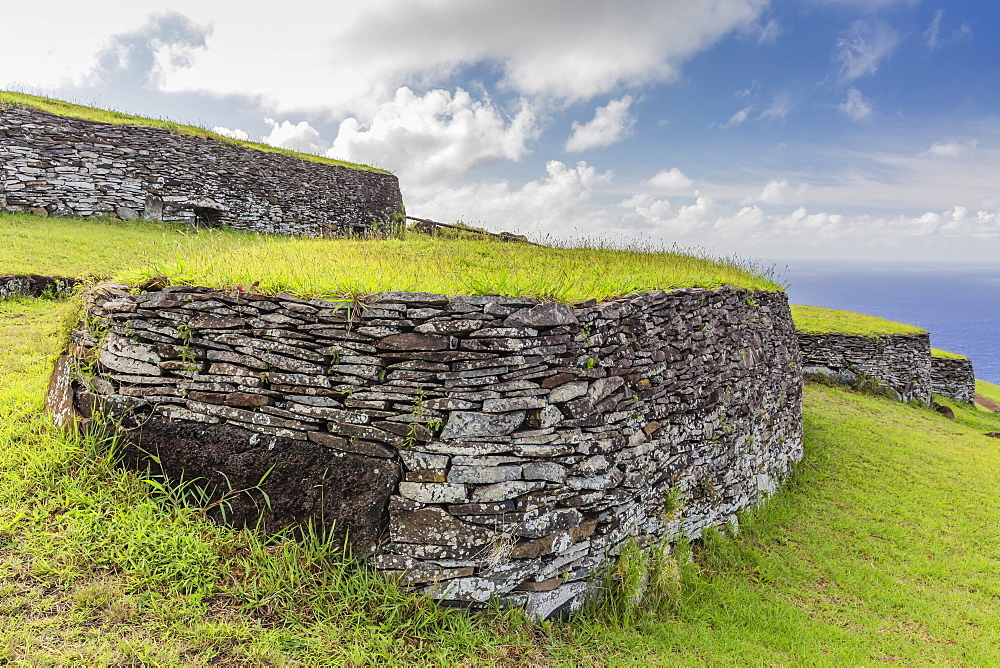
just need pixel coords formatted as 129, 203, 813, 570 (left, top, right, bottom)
0, 274, 79, 299
121, 419, 400, 555
932, 402, 956, 420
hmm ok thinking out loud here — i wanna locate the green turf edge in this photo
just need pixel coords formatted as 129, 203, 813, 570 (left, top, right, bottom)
0, 213, 783, 300
791, 304, 925, 337
931, 348, 968, 360
0, 91, 389, 175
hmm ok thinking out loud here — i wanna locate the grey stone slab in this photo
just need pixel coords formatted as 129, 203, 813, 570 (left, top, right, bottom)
439, 411, 525, 439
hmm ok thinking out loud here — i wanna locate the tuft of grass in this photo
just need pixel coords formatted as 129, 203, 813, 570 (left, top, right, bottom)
791, 304, 925, 336
0, 213, 782, 301
0, 90, 388, 174
931, 347, 969, 360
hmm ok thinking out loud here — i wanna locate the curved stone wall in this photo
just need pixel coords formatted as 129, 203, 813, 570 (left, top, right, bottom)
797, 333, 931, 404
0, 104, 403, 236
49, 284, 803, 618
931, 357, 975, 404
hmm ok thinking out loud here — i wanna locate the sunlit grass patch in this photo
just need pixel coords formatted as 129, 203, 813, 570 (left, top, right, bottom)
791, 304, 925, 336
976, 379, 1000, 411
1, 213, 781, 301
0, 90, 386, 174
931, 347, 968, 359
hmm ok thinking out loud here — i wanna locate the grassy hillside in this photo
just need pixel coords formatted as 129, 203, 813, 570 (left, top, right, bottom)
0, 91, 387, 174
2, 296, 1000, 664
976, 380, 1000, 413
791, 304, 925, 336
0, 212, 781, 300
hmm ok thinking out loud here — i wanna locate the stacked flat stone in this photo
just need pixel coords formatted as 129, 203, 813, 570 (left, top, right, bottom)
931, 357, 975, 404
52, 284, 803, 619
798, 333, 932, 404
0, 105, 402, 236
0, 274, 78, 299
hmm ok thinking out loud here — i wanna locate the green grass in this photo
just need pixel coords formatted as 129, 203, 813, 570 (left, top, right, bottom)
0, 212, 782, 300
976, 380, 1000, 406
0, 90, 387, 174
791, 304, 926, 336
3, 297, 1000, 664
932, 348, 968, 360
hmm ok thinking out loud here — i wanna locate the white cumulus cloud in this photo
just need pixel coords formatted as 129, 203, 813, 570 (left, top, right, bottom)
565, 96, 635, 152
212, 119, 326, 154
757, 179, 810, 205
27, 0, 768, 116
407, 160, 612, 236
647, 168, 694, 193
212, 125, 250, 141
330, 87, 537, 185
262, 118, 325, 154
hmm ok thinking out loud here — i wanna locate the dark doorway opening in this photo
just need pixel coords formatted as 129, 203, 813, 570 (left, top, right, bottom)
193, 206, 225, 228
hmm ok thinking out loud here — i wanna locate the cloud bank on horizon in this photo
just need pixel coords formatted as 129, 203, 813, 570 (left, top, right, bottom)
3, 0, 999, 261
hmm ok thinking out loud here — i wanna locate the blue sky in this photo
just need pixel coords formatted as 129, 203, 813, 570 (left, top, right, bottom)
3, 0, 999, 261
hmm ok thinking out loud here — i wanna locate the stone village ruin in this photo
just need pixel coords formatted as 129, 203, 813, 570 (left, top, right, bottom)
0, 104, 403, 236
1, 99, 977, 619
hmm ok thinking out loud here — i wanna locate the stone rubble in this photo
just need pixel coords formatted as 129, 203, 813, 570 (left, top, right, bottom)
52, 284, 803, 619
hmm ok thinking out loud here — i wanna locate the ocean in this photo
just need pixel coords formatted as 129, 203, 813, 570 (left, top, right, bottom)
780, 260, 1000, 385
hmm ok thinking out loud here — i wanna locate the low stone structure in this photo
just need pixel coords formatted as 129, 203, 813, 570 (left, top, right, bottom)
0, 104, 403, 236
931, 356, 975, 404
50, 283, 803, 619
797, 333, 932, 404
0, 273, 78, 299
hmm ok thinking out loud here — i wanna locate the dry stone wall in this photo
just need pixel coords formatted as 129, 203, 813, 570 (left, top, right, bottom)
0, 273, 78, 299
797, 333, 932, 404
931, 357, 975, 404
0, 104, 403, 236
50, 284, 803, 619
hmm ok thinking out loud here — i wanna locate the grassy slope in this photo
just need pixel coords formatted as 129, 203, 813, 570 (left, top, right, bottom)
3, 299, 1000, 664
0, 91, 387, 174
0, 213, 781, 300
977, 380, 1000, 405
791, 304, 925, 336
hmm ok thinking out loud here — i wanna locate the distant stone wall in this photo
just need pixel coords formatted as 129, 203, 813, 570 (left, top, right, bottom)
50, 284, 803, 619
0, 274, 78, 299
797, 333, 931, 404
931, 357, 975, 404
0, 104, 403, 236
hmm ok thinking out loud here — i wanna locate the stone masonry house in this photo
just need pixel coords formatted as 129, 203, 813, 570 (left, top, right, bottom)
0, 103, 404, 236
